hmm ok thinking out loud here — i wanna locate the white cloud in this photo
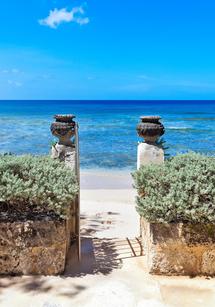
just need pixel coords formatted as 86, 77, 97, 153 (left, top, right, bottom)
7, 80, 23, 87
11, 68, 20, 73
139, 75, 150, 80
87, 76, 95, 80
138, 75, 156, 81
39, 6, 89, 29
1, 68, 20, 74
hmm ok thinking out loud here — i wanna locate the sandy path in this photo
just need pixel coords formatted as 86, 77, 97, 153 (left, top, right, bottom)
1, 184, 215, 307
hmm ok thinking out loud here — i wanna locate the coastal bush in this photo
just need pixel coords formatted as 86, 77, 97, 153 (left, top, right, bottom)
0, 155, 78, 219
133, 152, 215, 223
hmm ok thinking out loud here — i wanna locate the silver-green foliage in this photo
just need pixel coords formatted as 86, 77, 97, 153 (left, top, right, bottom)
133, 153, 215, 223
0, 155, 78, 219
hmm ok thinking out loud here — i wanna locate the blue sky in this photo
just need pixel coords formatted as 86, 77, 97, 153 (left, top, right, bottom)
0, 0, 215, 100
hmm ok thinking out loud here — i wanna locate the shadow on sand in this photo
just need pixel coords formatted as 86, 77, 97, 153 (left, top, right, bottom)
64, 236, 143, 278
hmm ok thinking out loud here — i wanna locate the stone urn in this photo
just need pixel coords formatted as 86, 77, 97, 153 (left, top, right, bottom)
51, 114, 76, 147
137, 116, 165, 143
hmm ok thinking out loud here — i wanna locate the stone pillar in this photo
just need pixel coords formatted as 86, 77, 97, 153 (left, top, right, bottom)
136, 116, 165, 169
50, 114, 76, 171
50, 114, 81, 260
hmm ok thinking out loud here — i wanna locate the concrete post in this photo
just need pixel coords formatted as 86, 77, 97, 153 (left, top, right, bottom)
137, 142, 164, 169
51, 144, 76, 170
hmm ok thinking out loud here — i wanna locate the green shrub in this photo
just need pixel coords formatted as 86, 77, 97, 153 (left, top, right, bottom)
133, 152, 215, 223
0, 155, 78, 219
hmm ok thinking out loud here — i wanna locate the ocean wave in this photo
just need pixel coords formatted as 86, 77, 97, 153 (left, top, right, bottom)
185, 117, 215, 121
167, 126, 192, 130
167, 127, 214, 133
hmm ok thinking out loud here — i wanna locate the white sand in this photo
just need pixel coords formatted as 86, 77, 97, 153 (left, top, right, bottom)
80, 189, 139, 238
80, 169, 134, 189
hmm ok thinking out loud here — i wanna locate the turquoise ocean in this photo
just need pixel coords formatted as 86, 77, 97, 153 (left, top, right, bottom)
0, 100, 214, 170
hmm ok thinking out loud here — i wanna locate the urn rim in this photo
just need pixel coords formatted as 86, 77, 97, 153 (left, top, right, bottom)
54, 114, 76, 123
140, 115, 161, 123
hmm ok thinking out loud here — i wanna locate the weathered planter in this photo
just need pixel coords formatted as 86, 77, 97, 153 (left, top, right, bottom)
0, 204, 76, 275
141, 218, 215, 276
137, 116, 165, 143
51, 114, 76, 147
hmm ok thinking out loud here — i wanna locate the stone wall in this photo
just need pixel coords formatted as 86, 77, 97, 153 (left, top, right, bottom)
0, 207, 76, 275
141, 218, 215, 276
